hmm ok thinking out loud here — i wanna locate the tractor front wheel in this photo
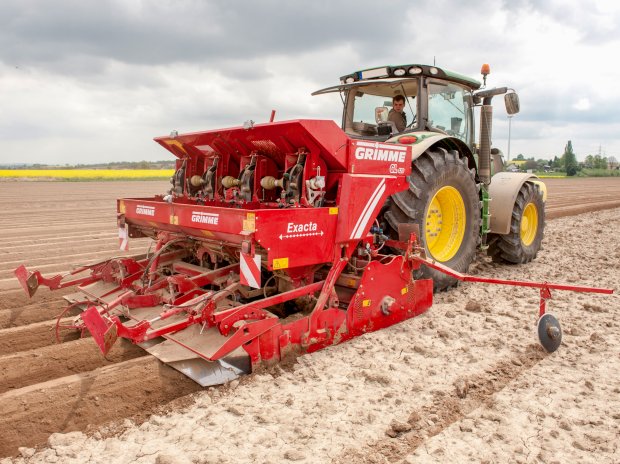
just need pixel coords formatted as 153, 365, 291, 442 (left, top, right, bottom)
383, 147, 481, 291
487, 182, 545, 264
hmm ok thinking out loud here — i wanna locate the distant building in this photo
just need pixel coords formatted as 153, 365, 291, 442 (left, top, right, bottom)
511, 160, 528, 168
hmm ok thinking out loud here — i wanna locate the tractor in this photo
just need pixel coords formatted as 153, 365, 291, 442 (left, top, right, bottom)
312, 63, 545, 290
15, 64, 610, 387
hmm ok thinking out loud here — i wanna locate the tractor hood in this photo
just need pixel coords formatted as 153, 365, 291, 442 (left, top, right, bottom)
154, 119, 350, 171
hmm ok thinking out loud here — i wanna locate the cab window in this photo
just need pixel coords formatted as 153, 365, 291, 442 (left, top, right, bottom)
344, 80, 418, 137
427, 81, 472, 144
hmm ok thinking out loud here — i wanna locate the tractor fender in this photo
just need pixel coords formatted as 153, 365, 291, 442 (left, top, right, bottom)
488, 172, 547, 235
388, 131, 476, 169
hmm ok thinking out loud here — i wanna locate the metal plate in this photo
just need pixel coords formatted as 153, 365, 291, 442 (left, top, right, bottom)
537, 313, 562, 353
145, 338, 200, 363
79, 281, 124, 302
162, 324, 233, 359
143, 324, 252, 386
398, 223, 420, 243
125, 305, 188, 331
167, 356, 249, 387
63, 292, 90, 305
138, 338, 165, 350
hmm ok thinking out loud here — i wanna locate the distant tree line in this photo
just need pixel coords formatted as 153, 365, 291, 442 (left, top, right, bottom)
583, 154, 616, 170
511, 140, 618, 176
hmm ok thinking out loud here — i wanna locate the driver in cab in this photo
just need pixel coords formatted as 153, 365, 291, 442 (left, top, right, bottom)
388, 94, 407, 132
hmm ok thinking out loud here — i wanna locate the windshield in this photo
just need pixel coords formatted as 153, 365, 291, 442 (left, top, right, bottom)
427, 80, 473, 143
343, 79, 418, 137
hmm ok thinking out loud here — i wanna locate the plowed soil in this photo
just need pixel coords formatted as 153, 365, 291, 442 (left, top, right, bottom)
0, 178, 619, 463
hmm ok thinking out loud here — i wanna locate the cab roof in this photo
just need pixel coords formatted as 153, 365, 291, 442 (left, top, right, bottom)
338, 64, 481, 90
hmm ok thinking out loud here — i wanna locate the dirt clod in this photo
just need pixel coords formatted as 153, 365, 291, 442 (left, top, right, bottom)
582, 303, 607, 313
284, 450, 306, 461
559, 420, 573, 431
390, 419, 413, 433
454, 378, 469, 399
459, 419, 475, 432
465, 300, 483, 312
407, 411, 422, 425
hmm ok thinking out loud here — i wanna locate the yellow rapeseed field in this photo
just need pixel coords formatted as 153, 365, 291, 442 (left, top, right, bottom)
0, 169, 174, 179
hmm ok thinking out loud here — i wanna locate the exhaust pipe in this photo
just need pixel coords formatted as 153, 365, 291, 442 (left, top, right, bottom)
478, 104, 493, 185
474, 86, 511, 186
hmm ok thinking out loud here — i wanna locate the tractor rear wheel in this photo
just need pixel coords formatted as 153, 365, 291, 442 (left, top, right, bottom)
383, 148, 481, 291
487, 182, 545, 263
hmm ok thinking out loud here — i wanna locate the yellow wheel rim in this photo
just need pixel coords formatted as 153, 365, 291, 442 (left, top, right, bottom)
520, 203, 538, 246
425, 186, 466, 262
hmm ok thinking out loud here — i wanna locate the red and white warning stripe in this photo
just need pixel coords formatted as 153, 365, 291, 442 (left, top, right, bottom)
350, 178, 386, 240
240, 252, 261, 289
118, 225, 129, 251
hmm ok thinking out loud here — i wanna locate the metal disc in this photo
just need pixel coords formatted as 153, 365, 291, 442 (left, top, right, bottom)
537, 313, 562, 353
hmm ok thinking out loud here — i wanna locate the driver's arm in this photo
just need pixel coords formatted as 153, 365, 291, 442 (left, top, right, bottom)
387, 110, 406, 132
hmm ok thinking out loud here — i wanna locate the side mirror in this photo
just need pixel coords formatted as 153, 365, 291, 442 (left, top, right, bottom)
375, 106, 389, 123
505, 92, 520, 115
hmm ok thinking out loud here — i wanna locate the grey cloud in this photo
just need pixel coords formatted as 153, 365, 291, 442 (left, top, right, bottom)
1, 0, 411, 74
518, 86, 620, 125
500, 0, 620, 44
2, 0, 619, 164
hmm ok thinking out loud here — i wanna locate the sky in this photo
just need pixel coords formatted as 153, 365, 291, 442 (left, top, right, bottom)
1, 0, 619, 165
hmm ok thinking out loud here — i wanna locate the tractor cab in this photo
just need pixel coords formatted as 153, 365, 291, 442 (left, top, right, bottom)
313, 63, 534, 293
312, 64, 481, 147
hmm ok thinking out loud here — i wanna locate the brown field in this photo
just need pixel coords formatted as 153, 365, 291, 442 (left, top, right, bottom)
0, 178, 619, 463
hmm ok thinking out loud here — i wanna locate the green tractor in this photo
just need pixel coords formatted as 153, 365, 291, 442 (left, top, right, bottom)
313, 63, 545, 290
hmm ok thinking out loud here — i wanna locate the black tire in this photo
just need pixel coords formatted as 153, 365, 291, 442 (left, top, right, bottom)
487, 182, 545, 264
382, 147, 481, 291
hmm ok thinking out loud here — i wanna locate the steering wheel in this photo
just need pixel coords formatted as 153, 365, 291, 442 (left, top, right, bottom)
405, 114, 417, 129
425, 123, 448, 135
